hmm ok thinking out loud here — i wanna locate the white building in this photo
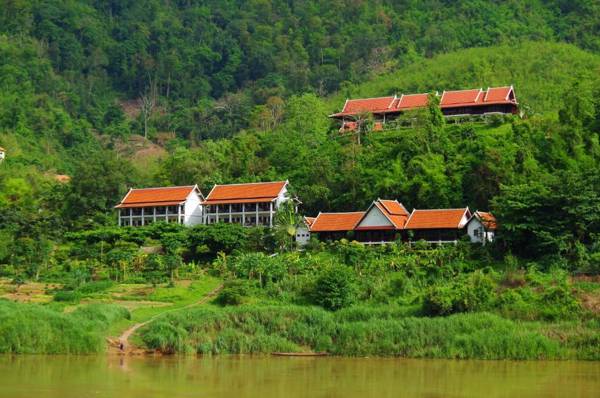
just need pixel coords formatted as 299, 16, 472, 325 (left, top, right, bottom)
295, 216, 315, 246
466, 211, 497, 244
0, 146, 5, 162
203, 181, 294, 227
115, 185, 204, 227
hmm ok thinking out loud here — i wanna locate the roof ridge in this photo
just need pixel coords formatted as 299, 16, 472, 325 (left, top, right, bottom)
412, 207, 469, 211
130, 185, 196, 191
211, 180, 286, 187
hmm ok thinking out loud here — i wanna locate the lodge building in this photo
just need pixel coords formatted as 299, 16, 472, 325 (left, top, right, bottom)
329, 86, 518, 133
115, 185, 204, 227
202, 181, 293, 227
304, 199, 495, 245
115, 181, 295, 228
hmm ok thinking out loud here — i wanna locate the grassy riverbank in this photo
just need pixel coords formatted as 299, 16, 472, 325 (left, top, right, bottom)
138, 305, 598, 360
0, 301, 129, 354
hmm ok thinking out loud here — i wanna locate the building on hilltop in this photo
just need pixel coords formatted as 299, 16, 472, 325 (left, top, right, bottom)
202, 181, 294, 227
329, 86, 518, 132
115, 185, 204, 227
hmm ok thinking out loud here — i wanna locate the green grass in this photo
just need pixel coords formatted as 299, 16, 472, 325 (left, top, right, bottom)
0, 300, 130, 354
106, 276, 222, 337
138, 305, 584, 359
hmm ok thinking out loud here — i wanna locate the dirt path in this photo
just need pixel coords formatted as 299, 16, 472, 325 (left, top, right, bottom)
108, 284, 223, 355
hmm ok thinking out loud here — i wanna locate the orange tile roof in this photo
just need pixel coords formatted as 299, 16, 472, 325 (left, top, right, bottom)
474, 211, 497, 230
441, 89, 483, 106
397, 93, 429, 109
405, 208, 470, 230
375, 199, 409, 229
331, 86, 517, 117
342, 96, 396, 114
204, 181, 287, 204
484, 86, 513, 102
310, 212, 365, 232
116, 186, 198, 208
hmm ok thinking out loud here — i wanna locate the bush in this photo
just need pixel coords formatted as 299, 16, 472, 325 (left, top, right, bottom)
53, 290, 81, 303
308, 265, 357, 311
423, 271, 494, 316
215, 281, 249, 306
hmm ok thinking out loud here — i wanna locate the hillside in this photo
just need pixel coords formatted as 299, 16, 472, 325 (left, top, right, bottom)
326, 42, 600, 116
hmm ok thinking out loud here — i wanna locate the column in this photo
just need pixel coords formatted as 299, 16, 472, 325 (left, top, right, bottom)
269, 202, 273, 227
118, 210, 122, 226
129, 209, 133, 226
242, 204, 245, 226
255, 204, 259, 226
178, 205, 182, 224
141, 207, 145, 226
229, 204, 232, 223
216, 205, 219, 223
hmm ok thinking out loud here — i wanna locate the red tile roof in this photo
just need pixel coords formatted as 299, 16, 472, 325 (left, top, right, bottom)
375, 199, 409, 229
405, 208, 471, 230
204, 181, 287, 204
474, 211, 497, 230
330, 86, 517, 118
116, 186, 199, 208
342, 96, 396, 114
484, 86, 513, 102
310, 212, 365, 232
397, 93, 429, 109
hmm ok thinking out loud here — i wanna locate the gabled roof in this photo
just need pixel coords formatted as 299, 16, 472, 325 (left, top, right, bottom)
310, 212, 365, 232
355, 199, 409, 230
397, 93, 429, 109
203, 181, 287, 205
342, 96, 396, 114
115, 185, 201, 209
330, 86, 517, 118
441, 86, 517, 108
405, 208, 471, 230
468, 211, 497, 230
304, 216, 316, 228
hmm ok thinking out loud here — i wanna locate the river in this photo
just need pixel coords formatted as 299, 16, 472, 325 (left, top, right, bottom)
0, 355, 598, 397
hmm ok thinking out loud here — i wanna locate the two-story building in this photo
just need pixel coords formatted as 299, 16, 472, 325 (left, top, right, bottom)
203, 181, 293, 227
115, 185, 204, 227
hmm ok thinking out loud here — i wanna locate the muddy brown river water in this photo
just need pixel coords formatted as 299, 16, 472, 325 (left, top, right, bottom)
0, 355, 598, 397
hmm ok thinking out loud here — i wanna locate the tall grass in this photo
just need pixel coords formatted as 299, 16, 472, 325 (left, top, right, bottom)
139, 305, 567, 359
0, 300, 129, 354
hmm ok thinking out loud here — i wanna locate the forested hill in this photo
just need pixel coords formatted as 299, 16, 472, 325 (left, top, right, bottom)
1, 0, 600, 139
0, 1, 600, 263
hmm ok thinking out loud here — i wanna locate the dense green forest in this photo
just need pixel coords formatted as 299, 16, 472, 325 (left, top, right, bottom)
0, 0, 599, 357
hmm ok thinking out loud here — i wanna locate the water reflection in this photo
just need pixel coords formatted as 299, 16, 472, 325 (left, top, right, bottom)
0, 355, 598, 398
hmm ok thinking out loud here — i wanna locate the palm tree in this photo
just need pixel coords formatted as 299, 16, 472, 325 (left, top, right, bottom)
274, 201, 302, 251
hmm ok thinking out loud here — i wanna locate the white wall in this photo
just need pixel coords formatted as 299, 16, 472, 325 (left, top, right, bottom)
184, 190, 203, 226
295, 225, 310, 246
467, 218, 494, 244
356, 205, 393, 228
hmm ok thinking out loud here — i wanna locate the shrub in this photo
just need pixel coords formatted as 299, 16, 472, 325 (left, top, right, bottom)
215, 281, 249, 306
423, 271, 494, 316
53, 290, 81, 303
308, 265, 357, 311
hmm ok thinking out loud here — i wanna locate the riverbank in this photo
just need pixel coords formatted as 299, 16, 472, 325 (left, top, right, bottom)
137, 305, 599, 360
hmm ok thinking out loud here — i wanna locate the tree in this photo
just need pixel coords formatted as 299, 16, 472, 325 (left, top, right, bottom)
274, 201, 301, 251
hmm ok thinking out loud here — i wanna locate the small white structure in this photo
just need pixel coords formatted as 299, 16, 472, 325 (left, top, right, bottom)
466, 211, 497, 244
295, 216, 315, 246
0, 146, 5, 162
203, 181, 295, 227
115, 185, 204, 227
